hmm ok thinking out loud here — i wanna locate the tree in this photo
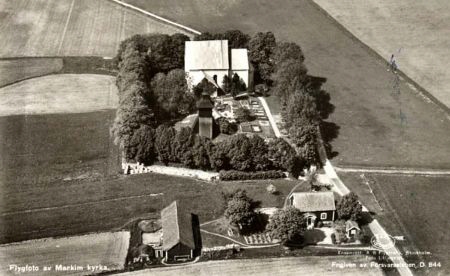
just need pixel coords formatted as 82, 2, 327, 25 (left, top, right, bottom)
209, 145, 229, 172
217, 117, 237, 135
150, 69, 196, 120
248, 135, 271, 171
248, 32, 276, 84
268, 138, 296, 170
289, 121, 319, 166
273, 42, 305, 66
224, 189, 256, 228
283, 92, 320, 129
266, 207, 306, 245
272, 59, 308, 103
235, 107, 254, 123
169, 33, 190, 69
336, 192, 363, 221
172, 127, 194, 162
194, 30, 250, 49
154, 125, 176, 164
223, 30, 250, 48
222, 75, 231, 94
191, 135, 213, 170
230, 73, 247, 96
226, 134, 253, 171
124, 125, 157, 164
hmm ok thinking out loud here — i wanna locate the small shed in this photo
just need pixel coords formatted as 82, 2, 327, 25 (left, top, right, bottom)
345, 220, 360, 238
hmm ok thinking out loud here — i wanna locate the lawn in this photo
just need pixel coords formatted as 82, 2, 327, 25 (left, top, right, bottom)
0, 0, 193, 57
339, 172, 450, 275
0, 74, 118, 116
313, 0, 450, 109
0, 231, 129, 276
124, 0, 450, 169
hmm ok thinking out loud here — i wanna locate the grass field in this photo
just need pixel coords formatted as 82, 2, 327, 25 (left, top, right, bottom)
0, 0, 193, 57
0, 58, 63, 87
125, 0, 450, 169
121, 256, 384, 276
313, 0, 450, 108
339, 172, 450, 275
0, 74, 118, 116
0, 165, 297, 243
0, 231, 129, 276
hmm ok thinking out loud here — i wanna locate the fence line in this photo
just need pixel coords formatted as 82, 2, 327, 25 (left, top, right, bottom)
107, 0, 201, 35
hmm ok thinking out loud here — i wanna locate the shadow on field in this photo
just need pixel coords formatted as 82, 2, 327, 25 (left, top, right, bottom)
308, 75, 340, 160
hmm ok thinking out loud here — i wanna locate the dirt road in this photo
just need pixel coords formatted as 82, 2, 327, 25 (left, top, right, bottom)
120, 256, 384, 276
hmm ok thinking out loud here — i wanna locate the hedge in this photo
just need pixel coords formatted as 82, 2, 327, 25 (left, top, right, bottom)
219, 170, 286, 181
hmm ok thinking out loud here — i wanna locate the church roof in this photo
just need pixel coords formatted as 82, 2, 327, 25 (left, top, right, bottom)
231, 49, 249, 70
185, 40, 229, 71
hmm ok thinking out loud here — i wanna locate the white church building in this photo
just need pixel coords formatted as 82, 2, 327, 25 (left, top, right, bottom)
184, 40, 251, 93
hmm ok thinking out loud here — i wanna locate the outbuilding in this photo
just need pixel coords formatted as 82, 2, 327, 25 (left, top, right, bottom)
345, 220, 360, 239
161, 201, 200, 262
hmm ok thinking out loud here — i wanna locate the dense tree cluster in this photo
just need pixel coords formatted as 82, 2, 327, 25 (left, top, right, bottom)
112, 34, 196, 162
266, 207, 307, 245
223, 189, 257, 229
150, 69, 196, 119
336, 192, 363, 221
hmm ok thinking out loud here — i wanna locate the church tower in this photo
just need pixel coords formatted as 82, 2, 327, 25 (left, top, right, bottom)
197, 92, 214, 139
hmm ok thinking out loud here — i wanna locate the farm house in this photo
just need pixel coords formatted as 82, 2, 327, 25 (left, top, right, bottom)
288, 192, 336, 229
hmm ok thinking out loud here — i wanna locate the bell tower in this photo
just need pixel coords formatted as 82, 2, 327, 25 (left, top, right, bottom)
197, 92, 214, 139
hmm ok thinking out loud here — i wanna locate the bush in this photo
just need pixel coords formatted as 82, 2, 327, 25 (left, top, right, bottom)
220, 170, 285, 181
266, 184, 277, 194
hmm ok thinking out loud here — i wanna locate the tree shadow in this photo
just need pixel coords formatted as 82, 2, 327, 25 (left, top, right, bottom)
321, 121, 340, 159
358, 211, 375, 225
241, 212, 269, 235
308, 75, 335, 120
308, 75, 340, 160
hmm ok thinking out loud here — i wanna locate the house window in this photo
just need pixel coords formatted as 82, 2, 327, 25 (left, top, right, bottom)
320, 212, 327, 220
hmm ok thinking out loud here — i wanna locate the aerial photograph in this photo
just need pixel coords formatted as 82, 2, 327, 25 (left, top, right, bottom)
0, 0, 449, 275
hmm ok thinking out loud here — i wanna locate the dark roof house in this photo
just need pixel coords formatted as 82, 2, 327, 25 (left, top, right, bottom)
288, 192, 336, 228
160, 201, 199, 262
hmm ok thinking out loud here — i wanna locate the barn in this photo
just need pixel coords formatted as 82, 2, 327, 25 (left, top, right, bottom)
288, 192, 336, 229
161, 201, 200, 262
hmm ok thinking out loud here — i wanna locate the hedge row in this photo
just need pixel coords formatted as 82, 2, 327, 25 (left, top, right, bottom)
220, 170, 286, 181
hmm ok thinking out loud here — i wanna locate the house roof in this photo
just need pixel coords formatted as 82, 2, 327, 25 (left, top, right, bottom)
161, 201, 195, 251
231, 49, 249, 70
185, 40, 229, 71
345, 220, 360, 230
290, 192, 336, 212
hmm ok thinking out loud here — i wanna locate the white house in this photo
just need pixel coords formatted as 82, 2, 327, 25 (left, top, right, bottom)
184, 40, 250, 92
